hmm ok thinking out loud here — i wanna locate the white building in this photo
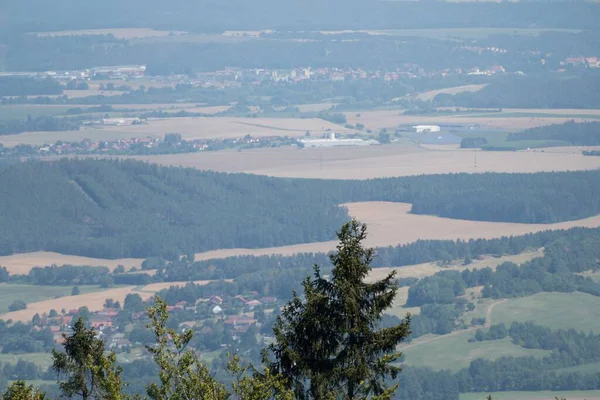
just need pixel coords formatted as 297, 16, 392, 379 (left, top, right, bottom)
299, 133, 379, 148
412, 125, 441, 134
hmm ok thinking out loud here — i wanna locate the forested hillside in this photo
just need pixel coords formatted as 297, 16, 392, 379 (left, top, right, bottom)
0, 159, 598, 258
507, 120, 600, 145
0, 159, 347, 259
433, 73, 600, 109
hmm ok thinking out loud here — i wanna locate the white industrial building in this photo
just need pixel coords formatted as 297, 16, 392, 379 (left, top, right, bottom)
412, 125, 441, 133
299, 133, 379, 148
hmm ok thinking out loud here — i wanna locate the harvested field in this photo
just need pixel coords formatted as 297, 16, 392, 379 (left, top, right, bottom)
295, 103, 336, 112
0, 280, 219, 322
0, 127, 156, 147
101, 117, 356, 140
192, 202, 600, 260
62, 89, 125, 99
344, 109, 599, 132
0, 251, 143, 275
0, 287, 153, 322
366, 249, 543, 283
33, 28, 186, 39
127, 143, 600, 179
414, 84, 487, 101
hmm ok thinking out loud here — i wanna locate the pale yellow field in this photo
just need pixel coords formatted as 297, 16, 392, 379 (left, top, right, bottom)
62, 89, 125, 99
192, 202, 600, 261
366, 250, 543, 283
101, 117, 356, 140
126, 143, 600, 179
0, 280, 218, 322
0, 127, 154, 147
414, 84, 487, 101
34, 28, 186, 39
345, 110, 599, 132
295, 103, 336, 112
0, 251, 143, 275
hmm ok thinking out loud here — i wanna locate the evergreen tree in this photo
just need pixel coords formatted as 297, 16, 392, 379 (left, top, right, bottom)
51, 317, 128, 399
265, 220, 411, 399
145, 297, 229, 400
1, 381, 46, 400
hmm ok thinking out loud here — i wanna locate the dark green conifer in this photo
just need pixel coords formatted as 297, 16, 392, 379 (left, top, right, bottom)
265, 219, 411, 399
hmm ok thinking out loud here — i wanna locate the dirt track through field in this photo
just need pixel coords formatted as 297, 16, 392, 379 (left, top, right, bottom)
399, 299, 508, 351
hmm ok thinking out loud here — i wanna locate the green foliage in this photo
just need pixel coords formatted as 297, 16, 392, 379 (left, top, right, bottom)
508, 121, 600, 145
1, 381, 46, 400
8, 300, 26, 312
265, 220, 411, 399
51, 317, 128, 399
71, 286, 80, 296
227, 355, 294, 400
145, 297, 229, 400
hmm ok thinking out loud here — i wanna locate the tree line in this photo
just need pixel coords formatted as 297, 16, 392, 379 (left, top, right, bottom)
0, 116, 79, 136
507, 120, 600, 146
1, 159, 598, 259
0, 77, 63, 97
433, 73, 600, 109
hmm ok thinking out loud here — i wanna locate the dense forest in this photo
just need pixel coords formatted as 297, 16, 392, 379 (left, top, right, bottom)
0, 77, 63, 96
434, 73, 600, 109
507, 120, 600, 145
0, 159, 598, 258
0, 116, 79, 135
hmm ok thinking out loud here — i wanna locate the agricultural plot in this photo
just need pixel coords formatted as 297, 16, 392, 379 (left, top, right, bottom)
414, 84, 487, 101
491, 292, 600, 333
126, 142, 600, 179
190, 202, 600, 261
402, 331, 551, 372
101, 116, 357, 140
0, 280, 223, 322
0, 283, 104, 313
0, 251, 143, 275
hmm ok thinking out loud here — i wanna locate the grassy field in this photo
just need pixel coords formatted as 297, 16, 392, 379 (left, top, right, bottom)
491, 292, 600, 333
0, 284, 104, 314
402, 331, 551, 372
460, 391, 600, 400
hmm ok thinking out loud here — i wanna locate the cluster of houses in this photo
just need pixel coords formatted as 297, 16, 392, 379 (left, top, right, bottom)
30, 292, 280, 351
